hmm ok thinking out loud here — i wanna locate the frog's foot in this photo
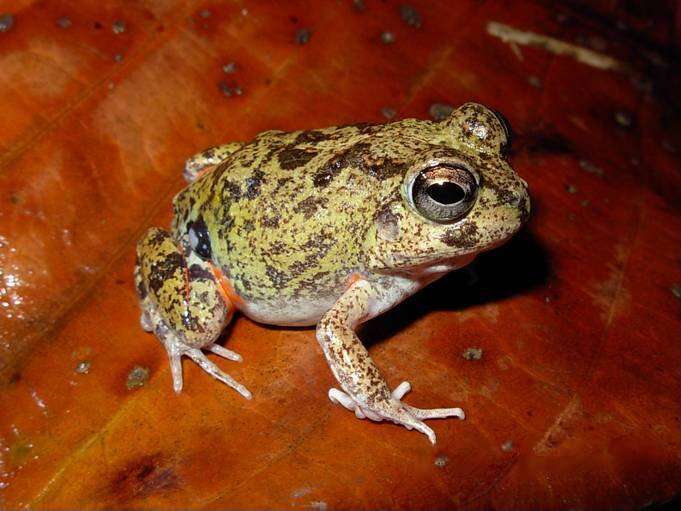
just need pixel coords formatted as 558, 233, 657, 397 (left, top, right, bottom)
328, 381, 464, 444
154, 313, 251, 399
184, 142, 244, 182
152, 315, 251, 398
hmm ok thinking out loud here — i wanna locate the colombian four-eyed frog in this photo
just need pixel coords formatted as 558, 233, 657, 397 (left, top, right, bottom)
134, 103, 530, 444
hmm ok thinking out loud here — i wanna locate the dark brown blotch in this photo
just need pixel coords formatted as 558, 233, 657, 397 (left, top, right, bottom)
261, 215, 280, 228
148, 251, 184, 294
294, 196, 328, 219
265, 266, 291, 288
277, 147, 318, 170
188, 264, 214, 281
364, 157, 408, 180
221, 180, 242, 200
294, 129, 333, 144
313, 142, 372, 188
440, 222, 480, 248
244, 168, 265, 199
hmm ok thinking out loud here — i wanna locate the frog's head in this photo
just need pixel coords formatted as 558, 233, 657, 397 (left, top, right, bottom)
365, 103, 530, 275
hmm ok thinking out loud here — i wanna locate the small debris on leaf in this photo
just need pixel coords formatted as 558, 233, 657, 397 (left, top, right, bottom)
429, 102, 454, 121
528, 75, 542, 88
0, 13, 15, 32
222, 61, 237, 74
126, 365, 150, 390
462, 347, 483, 361
501, 440, 514, 452
219, 81, 243, 97
114, 53, 124, 62
399, 4, 422, 28
662, 140, 676, 153
75, 360, 91, 374
199, 9, 212, 18
381, 107, 396, 119
112, 19, 126, 34
353, 0, 366, 12
434, 455, 448, 467
56, 16, 72, 29
671, 284, 681, 299
295, 27, 311, 45
614, 110, 633, 128
381, 31, 396, 44
579, 159, 604, 176
565, 184, 578, 194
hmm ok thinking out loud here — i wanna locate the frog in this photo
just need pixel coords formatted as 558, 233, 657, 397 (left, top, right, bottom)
134, 102, 530, 444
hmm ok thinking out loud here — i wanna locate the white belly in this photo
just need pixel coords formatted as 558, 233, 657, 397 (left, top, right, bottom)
237, 271, 447, 328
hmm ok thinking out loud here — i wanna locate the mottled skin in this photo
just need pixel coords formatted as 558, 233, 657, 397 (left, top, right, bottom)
135, 103, 530, 443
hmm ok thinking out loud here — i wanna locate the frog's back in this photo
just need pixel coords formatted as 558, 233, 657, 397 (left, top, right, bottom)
171, 120, 437, 323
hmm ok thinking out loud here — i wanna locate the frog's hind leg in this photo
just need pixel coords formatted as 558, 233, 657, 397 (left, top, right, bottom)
183, 142, 244, 183
135, 227, 251, 399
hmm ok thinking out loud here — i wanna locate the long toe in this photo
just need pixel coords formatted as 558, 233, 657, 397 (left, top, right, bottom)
207, 343, 243, 361
187, 349, 252, 399
405, 405, 465, 420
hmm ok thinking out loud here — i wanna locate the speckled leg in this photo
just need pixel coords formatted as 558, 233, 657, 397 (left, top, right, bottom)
317, 279, 464, 444
183, 142, 243, 182
135, 227, 251, 399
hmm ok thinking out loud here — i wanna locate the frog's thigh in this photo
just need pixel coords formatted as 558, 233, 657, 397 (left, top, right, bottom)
136, 227, 228, 346
184, 142, 244, 182
316, 279, 464, 444
135, 227, 250, 398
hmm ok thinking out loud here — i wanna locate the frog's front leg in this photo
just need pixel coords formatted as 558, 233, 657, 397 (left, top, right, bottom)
183, 142, 243, 182
316, 279, 464, 444
135, 227, 251, 399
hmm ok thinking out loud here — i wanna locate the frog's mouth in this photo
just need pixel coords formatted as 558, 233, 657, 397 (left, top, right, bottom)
373, 251, 478, 276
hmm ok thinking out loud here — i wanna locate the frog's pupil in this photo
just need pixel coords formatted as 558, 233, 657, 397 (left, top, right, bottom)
188, 217, 212, 260
427, 182, 465, 205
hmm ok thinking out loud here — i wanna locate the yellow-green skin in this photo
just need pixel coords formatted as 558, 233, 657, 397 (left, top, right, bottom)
169, 104, 527, 324
135, 103, 530, 443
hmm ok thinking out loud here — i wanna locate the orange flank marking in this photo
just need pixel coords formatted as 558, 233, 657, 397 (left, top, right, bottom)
345, 272, 365, 290
208, 263, 246, 310
195, 166, 215, 180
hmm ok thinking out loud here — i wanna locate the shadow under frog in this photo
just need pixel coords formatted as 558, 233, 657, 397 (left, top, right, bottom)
361, 229, 549, 347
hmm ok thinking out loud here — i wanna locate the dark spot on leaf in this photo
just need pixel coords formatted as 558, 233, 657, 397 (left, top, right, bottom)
106, 454, 179, 504
295, 27, 311, 44
126, 365, 150, 390
429, 103, 454, 121
399, 4, 422, 28
0, 13, 15, 32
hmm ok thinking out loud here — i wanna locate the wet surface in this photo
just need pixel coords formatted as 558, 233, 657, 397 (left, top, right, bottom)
0, 0, 680, 509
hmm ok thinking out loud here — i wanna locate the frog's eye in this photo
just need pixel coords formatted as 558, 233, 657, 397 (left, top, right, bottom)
410, 165, 478, 223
